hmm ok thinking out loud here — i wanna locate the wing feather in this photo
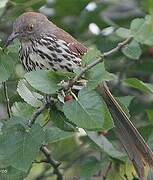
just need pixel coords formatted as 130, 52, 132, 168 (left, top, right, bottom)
53, 26, 87, 58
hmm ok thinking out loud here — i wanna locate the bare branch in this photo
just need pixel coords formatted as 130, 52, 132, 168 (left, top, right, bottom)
27, 96, 63, 179
3, 82, 11, 118
28, 101, 48, 128
40, 145, 63, 180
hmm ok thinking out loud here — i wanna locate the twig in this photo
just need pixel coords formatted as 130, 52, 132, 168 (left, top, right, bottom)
3, 82, 11, 118
28, 97, 63, 179
103, 161, 112, 180
40, 145, 63, 180
28, 102, 48, 128
68, 37, 132, 87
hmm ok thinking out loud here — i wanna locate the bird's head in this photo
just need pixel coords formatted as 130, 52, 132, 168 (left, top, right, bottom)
5, 12, 52, 47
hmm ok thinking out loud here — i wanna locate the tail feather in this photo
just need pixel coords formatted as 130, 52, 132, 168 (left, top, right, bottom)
97, 82, 153, 180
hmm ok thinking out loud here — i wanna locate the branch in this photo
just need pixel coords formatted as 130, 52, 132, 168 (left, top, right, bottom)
28, 97, 63, 179
28, 96, 57, 127
3, 82, 11, 118
40, 145, 63, 180
68, 37, 132, 87
28, 101, 48, 128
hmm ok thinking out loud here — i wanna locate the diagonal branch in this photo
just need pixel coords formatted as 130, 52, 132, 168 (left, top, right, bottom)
28, 98, 63, 180
69, 37, 132, 87
28, 102, 48, 128
40, 145, 63, 180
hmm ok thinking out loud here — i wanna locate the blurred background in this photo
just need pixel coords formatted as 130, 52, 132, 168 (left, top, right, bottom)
0, 0, 153, 179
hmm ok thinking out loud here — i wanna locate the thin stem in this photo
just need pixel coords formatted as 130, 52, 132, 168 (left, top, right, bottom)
3, 82, 11, 118
103, 161, 112, 180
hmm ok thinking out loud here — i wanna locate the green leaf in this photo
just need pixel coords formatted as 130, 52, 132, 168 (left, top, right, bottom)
80, 157, 106, 178
87, 132, 125, 160
106, 162, 135, 180
25, 70, 74, 94
0, 123, 45, 172
3, 116, 28, 128
131, 16, 153, 45
124, 78, 153, 93
86, 62, 115, 89
122, 40, 142, 60
148, 133, 153, 149
116, 28, 132, 38
11, 102, 35, 119
50, 105, 77, 131
113, 96, 133, 118
45, 127, 74, 143
0, 54, 14, 83
17, 80, 43, 107
0, 166, 27, 180
63, 88, 113, 130
102, 102, 114, 130
82, 48, 101, 65
117, 96, 133, 108
146, 109, 153, 124
138, 124, 153, 141
11, 102, 44, 127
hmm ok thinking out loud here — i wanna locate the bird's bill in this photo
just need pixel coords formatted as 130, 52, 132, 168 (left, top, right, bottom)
4, 32, 19, 48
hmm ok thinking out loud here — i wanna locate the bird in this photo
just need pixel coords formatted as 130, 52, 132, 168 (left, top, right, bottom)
5, 12, 153, 179
5, 12, 87, 72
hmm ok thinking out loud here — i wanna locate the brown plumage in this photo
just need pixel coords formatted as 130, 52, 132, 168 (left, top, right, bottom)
98, 82, 153, 180
5, 12, 153, 179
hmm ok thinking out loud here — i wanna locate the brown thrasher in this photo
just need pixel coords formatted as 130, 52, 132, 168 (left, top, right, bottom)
5, 12, 153, 179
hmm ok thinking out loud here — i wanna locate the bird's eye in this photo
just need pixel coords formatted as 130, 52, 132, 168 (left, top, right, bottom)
27, 24, 34, 32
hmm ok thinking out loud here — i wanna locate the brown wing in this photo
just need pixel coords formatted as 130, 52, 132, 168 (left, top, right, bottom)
53, 26, 87, 58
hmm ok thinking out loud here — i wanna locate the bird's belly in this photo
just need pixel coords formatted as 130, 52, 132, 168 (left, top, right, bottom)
20, 40, 82, 72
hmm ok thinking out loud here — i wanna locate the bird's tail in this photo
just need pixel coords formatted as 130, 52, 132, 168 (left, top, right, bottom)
97, 82, 153, 180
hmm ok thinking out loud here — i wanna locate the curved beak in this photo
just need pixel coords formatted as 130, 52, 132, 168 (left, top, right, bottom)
4, 32, 19, 48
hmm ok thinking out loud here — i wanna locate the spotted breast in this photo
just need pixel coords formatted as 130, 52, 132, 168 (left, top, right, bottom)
19, 34, 84, 72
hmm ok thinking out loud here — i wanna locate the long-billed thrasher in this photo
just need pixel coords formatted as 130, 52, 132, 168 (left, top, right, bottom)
5, 12, 153, 179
